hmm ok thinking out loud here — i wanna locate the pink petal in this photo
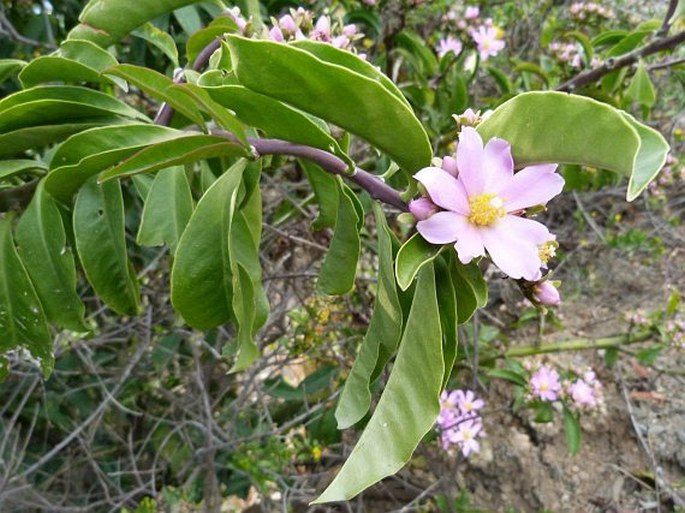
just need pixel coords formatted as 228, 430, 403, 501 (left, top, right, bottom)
483, 137, 514, 188
497, 164, 564, 212
452, 218, 486, 264
414, 167, 469, 214
480, 215, 551, 280
416, 211, 464, 244
456, 127, 486, 196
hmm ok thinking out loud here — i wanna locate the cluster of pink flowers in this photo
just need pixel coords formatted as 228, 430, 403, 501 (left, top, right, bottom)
409, 125, 564, 290
437, 6, 505, 61
665, 317, 685, 349
648, 154, 685, 199
527, 362, 604, 412
624, 309, 651, 328
227, 7, 363, 53
569, 2, 613, 22
548, 41, 602, 69
437, 389, 485, 457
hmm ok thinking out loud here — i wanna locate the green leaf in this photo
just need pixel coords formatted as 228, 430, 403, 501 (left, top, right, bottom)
0, 160, 47, 182
300, 160, 339, 230
514, 62, 549, 86
170, 160, 246, 329
46, 124, 184, 203
226, 36, 432, 174
625, 60, 656, 109
0, 215, 54, 377
487, 368, 527, 387
486, 66, 512, 94
621, 112, 669, 201
0, 59, 26, 83
435, 257, 458, 388
590, 30, 628, 48
395, 233, 443, 291
105, 64, 205, 126
562, 406, 582, 456
98, 134, 246, 182
19, 39, 125, 89
314, 264, 443, 503
335, 204, 403, 429
173, 84, 248, 146
476, 91, 669, 200
186, 17, 239, 65
73, 179, 140, 315
317, 178, 361, 295
564, 31, 593, 64
174, 5, 203, 35
132, 23, 180, 68
608, 30, 650, 57
16, 181, 86, 332
204, 85, 349, 163
137, 166, 193, 251
451, 259, 487, 324
68, 0, 205, 48
395, 30, 438, 77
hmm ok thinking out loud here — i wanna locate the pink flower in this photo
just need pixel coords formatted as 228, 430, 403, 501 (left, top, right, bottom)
436, 36, 463, 58
269, 26, 285, 42
530, 365, 562, 401
534, 281, 561, 306
569, 379, 598, 408
465, 6, 480, 19
470, 25, 505, 60
449, 418, 483, 457
414, 128, 564, 280
278, 14, 298, 34
311, 16, 331, 42
456, 389, 485, 414
409, 197, 439, 221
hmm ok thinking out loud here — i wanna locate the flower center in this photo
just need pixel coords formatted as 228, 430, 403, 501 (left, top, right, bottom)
538, 240, 558, 264
468, 193, 506, 226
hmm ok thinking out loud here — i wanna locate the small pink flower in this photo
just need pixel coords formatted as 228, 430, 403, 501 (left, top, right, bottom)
414, 128, 564, 280
470, 25, 505, 60
436, 36, 463, 58
530, 365, 562, 401
456, 389, 485, 414
311, 16, 331, 41
534, 281, 561, 306
269, 26, 284, 42
409, 197, 439, 221
465, 6, 480, 19
450, 419, 483, 457
278, 14, 298, 34
569, 379, 598, 408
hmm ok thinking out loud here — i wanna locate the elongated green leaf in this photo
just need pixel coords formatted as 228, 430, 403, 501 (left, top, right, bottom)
336, 204, 403, 429
186, 17, 239, 64
73, 179, 140, 315
98, 134, 246, 181
105, 64, 204, 126
435, 258, 458, 387
621, 112, 669, 201
395, 233, 443, 291
16, 181, 86, 332
204, 85, 349, 162
0, 160, 47, 182
172, 84, 247, 146
476, 92, 669, 200
487, 368, 528, 387
315, 264, 443, 503
0, 215, 54, 377
0, 119, 121, 159
451, 259, 487, 324
174, 5, 202, 35
46, 124, 184, 202
132, 23, 179, 68
0, 59, 26, 83
171, 160, 246, 329
625, 61, 656, 109
562, 406, 582, 455
68, 0, 205, 48
226, 36, 431, 174
137, 166, 193, 251
0, 86, 147, 133
317, 178, 361, 295
300, 160, 339, 230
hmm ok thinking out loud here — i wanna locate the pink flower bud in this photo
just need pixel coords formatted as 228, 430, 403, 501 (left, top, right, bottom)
465, 6, 480, 19
409, 197, 439, 221
441, 156, 458, 176
278, 14, 298, 34
534, 281, 561, 306
269, 26, 284, 42
342, 24, 357, 37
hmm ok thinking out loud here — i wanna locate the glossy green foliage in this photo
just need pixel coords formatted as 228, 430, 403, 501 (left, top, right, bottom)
137, 166, 193, 251
395, 233, 443, 291
477, 91, 668, 200
315, 265, 443, 502
451, 259, 488, 324
300, 160, 339, 231
68, 0, 204, 48
16, 181, 86, 332
73, 180, 140, 315
46, 124, 184, 202
335, 204, 403, 429
132, 23, 180, 68
0, 215, 54, 377
0, 160, 46, 181
226, 36, 432, 174
0, 59, 26, 83
317, 179, 361, 295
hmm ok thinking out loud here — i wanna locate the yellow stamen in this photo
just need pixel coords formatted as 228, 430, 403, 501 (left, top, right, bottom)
468, 193, 506, 226
538, 240, 559, 264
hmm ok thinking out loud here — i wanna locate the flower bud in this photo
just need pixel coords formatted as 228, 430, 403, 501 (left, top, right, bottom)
278, 14, 298, 34
534, 281, 561, 306
269, 26, 284, 42
441, 156, 458, 176
409, 197, 439, 221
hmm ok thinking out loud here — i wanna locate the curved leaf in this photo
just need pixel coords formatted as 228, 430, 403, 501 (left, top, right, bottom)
137, 166, 193, 251
451, 259, 487, 324
46, 124, 184, 203
335, 203, 403, 429
16, 181, 86, 332
98, 134, 247, 181
0, 59, 26, 83
621, 112, 669, 201
73, 179, 140, 315
476, 92, 669, 199
315, 264, 443, 503
132, 23, 179, 68
300, 160, 339, 230
0, 215, 54, 377
170, 160, 246, 329
226, 36, 432, 174
317, 179, 361, 295
68, 0, 205, 48
0, 160, 47, 182
395, 233, 443, 291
